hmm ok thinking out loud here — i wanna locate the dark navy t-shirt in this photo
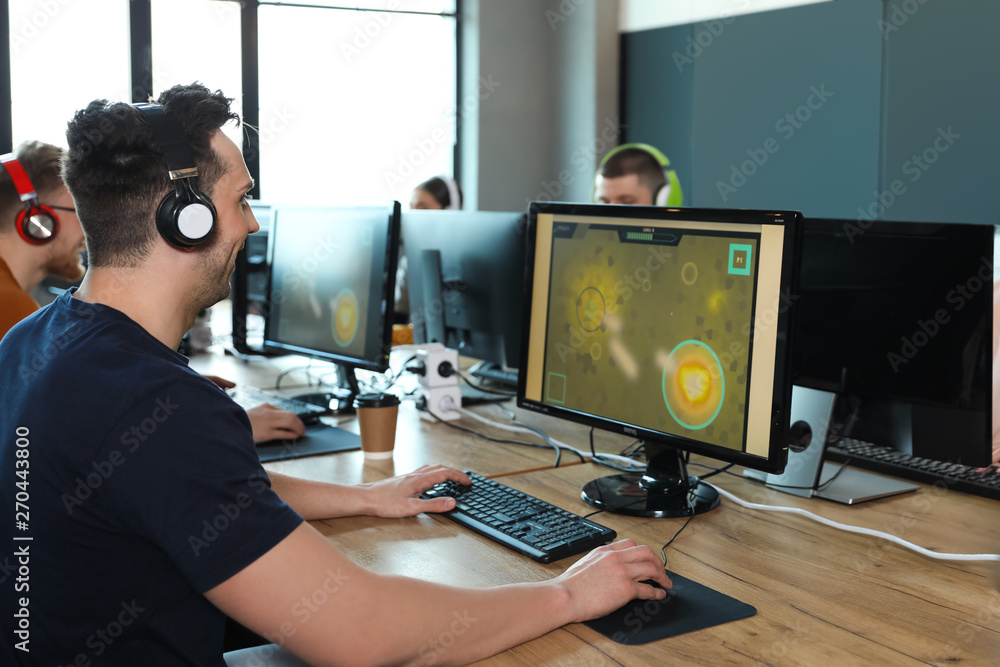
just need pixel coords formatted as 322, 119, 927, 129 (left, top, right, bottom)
0, 290, 303, 665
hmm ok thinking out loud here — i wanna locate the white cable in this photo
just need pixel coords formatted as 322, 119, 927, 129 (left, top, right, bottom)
452, 404, 645, 470
706, 482, 1000, 562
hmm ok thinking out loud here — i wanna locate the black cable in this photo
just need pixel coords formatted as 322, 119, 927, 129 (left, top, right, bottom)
695, 463, 733, 481
687, 459, 854, 492
586, 427, 645, 472
457, 370, 516, 397
660, 494, 697, 566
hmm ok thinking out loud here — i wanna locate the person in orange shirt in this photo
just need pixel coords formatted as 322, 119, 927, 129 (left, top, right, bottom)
0, 141, 86, 338
0, 141, 303, 444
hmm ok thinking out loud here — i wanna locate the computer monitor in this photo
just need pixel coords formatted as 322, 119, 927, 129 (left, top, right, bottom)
794, 218, 994, 467
231, 201, 276, 356
401, 210, 526, 369
263, 202, 400, 406
518, 202, 801, 517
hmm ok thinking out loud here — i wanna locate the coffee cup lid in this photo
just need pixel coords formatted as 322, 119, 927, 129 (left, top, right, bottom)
353, 392, 401, 409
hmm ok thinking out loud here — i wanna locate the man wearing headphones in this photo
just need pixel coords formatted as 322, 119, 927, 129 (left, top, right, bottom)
0, 141, 86, 338
0, 140, 303, 444
594, 143, 683, 207
0, 84, 668, 666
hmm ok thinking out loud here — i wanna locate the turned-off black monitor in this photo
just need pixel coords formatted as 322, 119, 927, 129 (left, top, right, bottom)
793, 218, 994, 466
402, 210, 526, 368
518, 202, 800, 517
263, 203, 400, 373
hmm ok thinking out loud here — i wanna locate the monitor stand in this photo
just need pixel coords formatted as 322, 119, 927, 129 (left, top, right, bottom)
293, 364, 361, 415
743, 386, 918, 504
582, 445, 720, 518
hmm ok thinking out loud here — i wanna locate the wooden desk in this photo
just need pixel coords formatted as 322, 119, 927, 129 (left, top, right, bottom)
312, 461, 1000, 665
186, 350, 568, 483
191, 349, 1000, 663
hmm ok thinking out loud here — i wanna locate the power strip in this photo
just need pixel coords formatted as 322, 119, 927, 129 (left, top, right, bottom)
415, 345, 461, 421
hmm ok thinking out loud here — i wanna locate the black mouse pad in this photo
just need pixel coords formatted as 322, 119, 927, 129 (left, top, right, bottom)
256, 423, 361, 462
583, 570, 756, 645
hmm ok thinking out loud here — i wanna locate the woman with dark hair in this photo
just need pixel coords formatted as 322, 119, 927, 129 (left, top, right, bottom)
410, 175, 462, 210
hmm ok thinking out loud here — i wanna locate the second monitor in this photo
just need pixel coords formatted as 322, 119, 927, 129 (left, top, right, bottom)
264, 202, 400, 407
401, 210, 527, 373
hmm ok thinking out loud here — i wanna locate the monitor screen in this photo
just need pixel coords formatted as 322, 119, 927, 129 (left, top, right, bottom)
401, 210, 526, 369
794, 218, 994, 466
518, 203, 800, 517
263, 203, 400, 372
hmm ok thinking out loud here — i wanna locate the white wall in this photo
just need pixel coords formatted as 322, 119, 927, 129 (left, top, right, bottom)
461, 0, 619, 210
619, 0, 833, 33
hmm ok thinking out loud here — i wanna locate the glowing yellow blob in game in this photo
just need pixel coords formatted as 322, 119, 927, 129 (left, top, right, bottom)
331, 288, 360, 347
678, 363, 711, 403
662, 340, 725, 430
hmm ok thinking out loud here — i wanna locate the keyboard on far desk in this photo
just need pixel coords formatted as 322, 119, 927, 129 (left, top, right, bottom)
826, 438, 1000, 501
226, 385, 327, 425
421, 472, 617, 564
469, 362, 519, 389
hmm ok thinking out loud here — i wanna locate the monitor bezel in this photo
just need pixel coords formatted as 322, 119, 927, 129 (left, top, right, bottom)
516, 201, 802, 474
261, 202, 400, 373
401, 209, 527, 368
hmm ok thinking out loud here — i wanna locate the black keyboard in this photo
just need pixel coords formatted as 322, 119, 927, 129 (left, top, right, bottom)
469, 362, 519, 389
826, 438, 1000, 501
422, 472, 617, 563
227, 385, 327, 425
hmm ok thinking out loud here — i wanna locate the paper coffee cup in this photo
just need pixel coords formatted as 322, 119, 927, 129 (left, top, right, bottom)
353, 393, 401, 459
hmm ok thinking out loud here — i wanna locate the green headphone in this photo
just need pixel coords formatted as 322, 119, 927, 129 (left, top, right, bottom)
594, 143, 683, 207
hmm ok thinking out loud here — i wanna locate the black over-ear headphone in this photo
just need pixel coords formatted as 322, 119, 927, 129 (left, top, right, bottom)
134, 103, 217, 248
0, 154, 58, 245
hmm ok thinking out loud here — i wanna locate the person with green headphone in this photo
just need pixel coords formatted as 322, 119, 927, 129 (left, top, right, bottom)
593, 143, 683, 206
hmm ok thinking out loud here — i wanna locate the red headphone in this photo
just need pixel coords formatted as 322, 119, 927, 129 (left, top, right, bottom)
0, 154, 58, 245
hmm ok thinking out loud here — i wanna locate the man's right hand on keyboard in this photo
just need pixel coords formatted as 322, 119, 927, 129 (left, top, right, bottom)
555, 539, 672, 621
246, 403, 307, 443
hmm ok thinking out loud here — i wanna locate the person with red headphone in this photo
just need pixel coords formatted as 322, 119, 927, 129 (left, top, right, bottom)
0, 141, 303, 444
0, 141, 86, 338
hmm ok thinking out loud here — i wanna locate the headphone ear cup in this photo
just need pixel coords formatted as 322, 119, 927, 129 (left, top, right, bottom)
654, 184, 670, 207
16, 204, 59, 245
156, 183, 217, 248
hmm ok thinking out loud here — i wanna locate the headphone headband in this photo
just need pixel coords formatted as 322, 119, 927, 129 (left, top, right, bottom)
134, 104, 200, 181
599, 143, 671, 169
0, 155, 39, 202
441, 176, 461, 211
134, 103, 217, 248
593, 143, 683, 207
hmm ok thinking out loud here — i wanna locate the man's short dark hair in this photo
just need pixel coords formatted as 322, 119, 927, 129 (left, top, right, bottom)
0, 141, 64, 235
63, 83, 240, 268
597, 147, 667, 195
